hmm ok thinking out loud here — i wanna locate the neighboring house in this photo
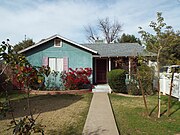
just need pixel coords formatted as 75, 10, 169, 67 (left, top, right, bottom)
19, 34, 153, 86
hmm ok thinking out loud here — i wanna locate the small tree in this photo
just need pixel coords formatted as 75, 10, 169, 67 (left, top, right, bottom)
139, 12, 179, 118
137, 69, 149, 116
0, 39, 45, 134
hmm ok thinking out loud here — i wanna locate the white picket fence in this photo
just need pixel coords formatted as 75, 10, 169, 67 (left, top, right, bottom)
160, 73, 180, 101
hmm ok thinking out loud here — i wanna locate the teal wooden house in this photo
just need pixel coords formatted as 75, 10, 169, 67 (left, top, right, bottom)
19, 34, 153, 88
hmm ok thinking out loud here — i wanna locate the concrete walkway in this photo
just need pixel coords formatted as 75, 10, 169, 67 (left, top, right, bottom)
82, 93, 119, 135
92, 84, 112, 93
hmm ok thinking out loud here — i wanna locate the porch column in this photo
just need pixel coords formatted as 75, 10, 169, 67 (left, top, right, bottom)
129, 57, 131, 79
108, 57, 111, 71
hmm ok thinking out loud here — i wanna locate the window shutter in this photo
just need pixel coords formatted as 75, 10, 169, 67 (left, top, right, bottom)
42, 57, 48, 66
63, 57, 69, 71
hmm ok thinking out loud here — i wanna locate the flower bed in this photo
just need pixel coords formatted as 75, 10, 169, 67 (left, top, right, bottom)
20, 89, 92, 95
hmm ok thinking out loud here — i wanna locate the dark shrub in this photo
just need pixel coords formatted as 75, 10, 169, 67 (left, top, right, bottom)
127, 76, 141, 95
108, 69, 127, 93
127, 64, 154, 95
138, 64, 154, 95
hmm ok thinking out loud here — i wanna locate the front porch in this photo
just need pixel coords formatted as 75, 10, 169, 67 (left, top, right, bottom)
92, 84, 112, 93
93, 57, 137, 84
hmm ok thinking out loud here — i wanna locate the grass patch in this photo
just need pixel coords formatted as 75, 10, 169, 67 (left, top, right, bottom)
0, 91, 92, 135
109, 94, 180, 135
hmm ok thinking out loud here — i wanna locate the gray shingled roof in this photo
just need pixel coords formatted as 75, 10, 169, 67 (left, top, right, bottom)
82, 43, 155, 57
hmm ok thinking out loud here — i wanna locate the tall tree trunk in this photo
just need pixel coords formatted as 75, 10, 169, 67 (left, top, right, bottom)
137, 70, 149, 116
168, 70, 175, 116
26, 79, 33, 119
157, 46, 162, 118
2, 84, 17, 125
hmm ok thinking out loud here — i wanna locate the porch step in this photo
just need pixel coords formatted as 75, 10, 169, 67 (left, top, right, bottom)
92, 84, 112, 93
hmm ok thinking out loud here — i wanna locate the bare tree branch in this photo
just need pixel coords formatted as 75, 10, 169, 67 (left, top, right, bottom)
98, 17, 111, 43
0, 63, 9, 76
84, 25, 98, 43
84, 17, 123, 43
110, 20, 122, 42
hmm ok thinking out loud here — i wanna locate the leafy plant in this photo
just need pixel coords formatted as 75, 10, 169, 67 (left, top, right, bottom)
13, 65, 50, 90
138, 12, 180, 118
47, 70, 59, 90
61, 68, 93, 90
108, 69, 127, 93
11, 116, 44, 135
127, 75, 141, 95
127, 64, 154, 95
0, 39, 45, 134
138, 64, 154, 95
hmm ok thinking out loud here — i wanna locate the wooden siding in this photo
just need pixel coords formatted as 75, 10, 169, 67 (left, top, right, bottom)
24, 39, 93, 69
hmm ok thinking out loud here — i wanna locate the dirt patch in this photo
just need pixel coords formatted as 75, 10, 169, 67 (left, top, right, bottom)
0, 94, 92, 135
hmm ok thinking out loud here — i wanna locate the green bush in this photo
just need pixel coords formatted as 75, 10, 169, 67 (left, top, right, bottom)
127, 77, 141, 95
138, 64, 154, 95
108, 69, 127, 93
127, 64, 154, 95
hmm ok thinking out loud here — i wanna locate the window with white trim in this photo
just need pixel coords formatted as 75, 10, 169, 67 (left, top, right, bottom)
49, 58, 63, 72
54, 39, 62, 47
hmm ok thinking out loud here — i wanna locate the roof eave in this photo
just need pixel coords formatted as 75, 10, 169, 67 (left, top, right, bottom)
18, 34, 98, 54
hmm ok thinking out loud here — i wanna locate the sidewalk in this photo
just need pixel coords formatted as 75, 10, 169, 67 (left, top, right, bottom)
83, 92, 119, 135
92, 84, 112, 93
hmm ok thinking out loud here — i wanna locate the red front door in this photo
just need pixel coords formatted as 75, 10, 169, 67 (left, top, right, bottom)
96, 59, 107, 83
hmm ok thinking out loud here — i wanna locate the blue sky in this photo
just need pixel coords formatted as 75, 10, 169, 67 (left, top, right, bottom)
0, 0, 180, 45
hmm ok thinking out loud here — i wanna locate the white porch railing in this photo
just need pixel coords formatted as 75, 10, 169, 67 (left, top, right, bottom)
160, 73, 180, 101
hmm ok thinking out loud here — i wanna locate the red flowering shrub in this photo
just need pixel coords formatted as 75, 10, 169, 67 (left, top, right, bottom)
13, 65, 50, 90
13, 65, 38, 89
61, 68, 93, 90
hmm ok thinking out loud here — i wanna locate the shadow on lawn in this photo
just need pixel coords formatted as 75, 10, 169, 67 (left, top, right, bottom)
161, 97, 180, 116
0, 94, 84, 120
165, 100, 180, 117
149, 97, 180, 117
149, 104, 158, 116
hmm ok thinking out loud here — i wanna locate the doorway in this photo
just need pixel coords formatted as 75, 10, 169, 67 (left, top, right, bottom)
95, 58, 108, 84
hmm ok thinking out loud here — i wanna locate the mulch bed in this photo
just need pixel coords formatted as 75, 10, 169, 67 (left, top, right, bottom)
20, 89, 92, 95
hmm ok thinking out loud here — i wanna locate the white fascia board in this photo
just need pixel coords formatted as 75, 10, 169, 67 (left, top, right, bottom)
56, 35, 98, 54
18, 34, 98, 54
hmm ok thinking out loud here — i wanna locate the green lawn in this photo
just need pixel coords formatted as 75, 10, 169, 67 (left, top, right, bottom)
109, 94, 180, 135
0, 91, 92, 135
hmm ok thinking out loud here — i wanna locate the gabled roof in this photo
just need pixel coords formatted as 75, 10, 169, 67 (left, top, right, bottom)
83, 43, 155, 57
18, 34, 98, 54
